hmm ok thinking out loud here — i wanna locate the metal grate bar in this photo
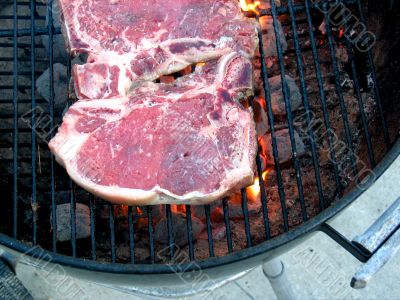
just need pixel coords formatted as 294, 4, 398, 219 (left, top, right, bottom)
2, 1, 47, 5
256, 155, 271, 239
287, 0, 325, 210
0, 84, 34, 89
1, 142, 47, 148
0, 71, 44, 76
256, 22, 289, 231
0, 27, 62, 38
355, 0, 391, 149
47, 0, 57, 252
323, 3, 359, 184
1, 128, 43, 133
204, 205, 214, 257
147, 206, 155, 263
89, 195, 96, 261
342, 23, 376, 168
30, 0, 38, 244
0, 42, 44, 48
248, 95, 271, 239
185, 205, 195, 261
0, 99, 48, 104
240, 189, 252, 248
0, 15, 45, 20
12, 0, 19, 239
2, 158, 51, 164
128, 206, 135, 264
109, 204, 116, 263
66, 57, 77, 258
165, 205, 175, 259
1, 112, 50, 118
270, 0, 308, 221
257, 0, 357, 17
70, 182, 77, 257
222, 199, 233, 253
303, 0, 343, 197
0, 57, 50, 62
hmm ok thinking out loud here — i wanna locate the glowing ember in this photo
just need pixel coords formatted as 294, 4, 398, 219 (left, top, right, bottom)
121, 205, 129, 215
136, 207, 143, 215
247, 170, 270, 201
171, 205, 186, 214
113, 205, 129, 217
239, 0, 260, 13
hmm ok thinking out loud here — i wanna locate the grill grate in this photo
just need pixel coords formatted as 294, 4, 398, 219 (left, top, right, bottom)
0, 0, 394, 268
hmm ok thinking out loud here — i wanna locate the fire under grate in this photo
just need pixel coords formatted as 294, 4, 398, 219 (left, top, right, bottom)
0, 0, 395, 266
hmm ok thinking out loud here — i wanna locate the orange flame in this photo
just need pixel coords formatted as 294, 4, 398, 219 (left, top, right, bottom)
258, 133, 267, 151
247, 170, 270, 201
256, 97, 267, 110
240, 0, 260, 13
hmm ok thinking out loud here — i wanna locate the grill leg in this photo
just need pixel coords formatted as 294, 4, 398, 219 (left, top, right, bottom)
262, 258, 297, 300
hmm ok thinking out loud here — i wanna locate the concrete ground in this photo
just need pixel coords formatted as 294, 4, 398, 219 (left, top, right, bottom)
12, 155, 400, 299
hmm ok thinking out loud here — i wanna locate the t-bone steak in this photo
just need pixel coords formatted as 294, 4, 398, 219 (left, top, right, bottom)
57, 0, 259, 100
49, 53, 257, 205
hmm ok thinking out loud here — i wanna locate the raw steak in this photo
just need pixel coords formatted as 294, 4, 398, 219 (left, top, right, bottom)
49, 53, 257, 205
57, 0, 259, 100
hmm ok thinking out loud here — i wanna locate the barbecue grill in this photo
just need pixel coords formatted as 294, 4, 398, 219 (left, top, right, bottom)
0, 0, 399, 297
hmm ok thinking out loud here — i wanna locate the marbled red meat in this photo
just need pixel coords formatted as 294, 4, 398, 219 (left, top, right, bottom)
57, 0, 259, 99
49, 53, 257, 205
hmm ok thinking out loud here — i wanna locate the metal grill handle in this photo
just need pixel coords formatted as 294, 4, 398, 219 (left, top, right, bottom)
320, 197, 400, 289
351, 197, 400, 288
353, 197, 400, 253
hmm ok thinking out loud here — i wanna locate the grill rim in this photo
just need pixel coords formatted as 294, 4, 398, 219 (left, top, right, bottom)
1, 139, 399, 274
1, 0, 398, 273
